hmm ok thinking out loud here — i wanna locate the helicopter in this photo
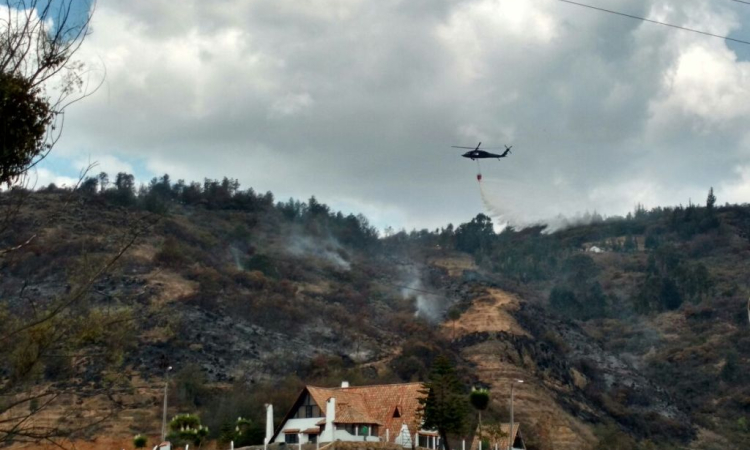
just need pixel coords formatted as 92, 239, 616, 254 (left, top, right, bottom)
452, 142, 512, 160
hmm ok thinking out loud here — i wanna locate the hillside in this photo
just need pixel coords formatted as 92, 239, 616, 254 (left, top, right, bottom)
1, 181, 749, 449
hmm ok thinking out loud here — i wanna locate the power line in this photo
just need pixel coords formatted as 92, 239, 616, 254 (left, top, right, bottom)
557, 0, 750, 46
731, 0, 750, 6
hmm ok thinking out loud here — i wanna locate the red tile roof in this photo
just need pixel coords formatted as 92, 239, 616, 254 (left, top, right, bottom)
305, 382, 426, 443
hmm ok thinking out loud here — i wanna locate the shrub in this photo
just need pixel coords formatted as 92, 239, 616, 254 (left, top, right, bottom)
133, 434, 147, 448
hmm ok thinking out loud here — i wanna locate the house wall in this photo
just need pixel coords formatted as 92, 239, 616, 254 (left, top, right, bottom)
272, 417, 324, 444
333, 429, 380, 443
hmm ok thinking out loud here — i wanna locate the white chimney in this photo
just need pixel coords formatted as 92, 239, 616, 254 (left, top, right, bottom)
265, 404, 274, 445
341, 381, 349, 388
321, 397, 336, 442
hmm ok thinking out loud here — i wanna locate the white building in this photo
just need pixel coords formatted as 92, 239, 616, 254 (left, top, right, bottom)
269, 381, 439, 447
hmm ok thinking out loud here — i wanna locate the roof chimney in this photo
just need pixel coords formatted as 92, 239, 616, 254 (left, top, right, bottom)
341, 381, 349, 388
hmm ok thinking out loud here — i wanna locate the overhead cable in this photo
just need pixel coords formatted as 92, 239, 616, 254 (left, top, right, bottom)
557, 0, 750, 46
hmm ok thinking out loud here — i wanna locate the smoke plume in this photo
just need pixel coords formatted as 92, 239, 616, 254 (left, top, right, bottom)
285, 233, 351, 270
400, 265, 452, 323
478, 178, 604, 233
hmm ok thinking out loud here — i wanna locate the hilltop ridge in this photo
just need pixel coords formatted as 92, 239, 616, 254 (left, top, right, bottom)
1, 182, 749, 449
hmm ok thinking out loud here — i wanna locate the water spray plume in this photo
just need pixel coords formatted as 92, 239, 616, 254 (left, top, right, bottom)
478, 181, 505, 219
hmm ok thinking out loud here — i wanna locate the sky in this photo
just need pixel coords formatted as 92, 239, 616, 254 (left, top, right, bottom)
27, 0, 750, 231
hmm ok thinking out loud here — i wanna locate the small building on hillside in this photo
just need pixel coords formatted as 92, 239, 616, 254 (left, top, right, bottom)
470, 423, 526, 450
269, 381, 439, 447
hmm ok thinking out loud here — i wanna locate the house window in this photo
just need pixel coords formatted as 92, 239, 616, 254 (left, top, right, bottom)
285, 434, 299, 444
296, 395, 320, 418
309, 434, 317, 444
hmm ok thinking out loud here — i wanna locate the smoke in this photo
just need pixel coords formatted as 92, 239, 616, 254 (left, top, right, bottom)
230, 246, 243, 270
285, 233, 351, 271
400, 266, 451, 323
478, 178, 605, 233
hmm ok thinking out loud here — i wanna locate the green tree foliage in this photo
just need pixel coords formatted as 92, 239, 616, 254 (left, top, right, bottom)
455, 214, 494, 254
171, 364, 211, 408
0, 72, 52, 186
706, 187, 716, 211
548, 255, 607, 320
469, 388, 490, 411
563, 254, 599, 285
659, 278, 682, 311
419, 355, 468, 450
549, 286, 580, 317
219, 417, 255, 446
469, 388, 490, 442
721, 350, 739, 382
133, 434, 148, 448
167, 413, 209, 448
0, 0, 93, 188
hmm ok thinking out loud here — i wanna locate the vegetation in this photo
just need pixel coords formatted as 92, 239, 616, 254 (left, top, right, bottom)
419, 355, 468, 450
133, 434, 147, 448
2, 166, 749, 449
469, 388, 490, 438
167, 413, 209, 448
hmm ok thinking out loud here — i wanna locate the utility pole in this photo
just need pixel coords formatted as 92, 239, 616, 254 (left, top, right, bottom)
508, 380, 523, 450
161, 366, 173, 442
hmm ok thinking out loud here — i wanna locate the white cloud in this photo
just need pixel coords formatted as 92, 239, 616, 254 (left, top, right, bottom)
28, 168, 79, 190
720, 166, 750, 205
42, 0, 750, 230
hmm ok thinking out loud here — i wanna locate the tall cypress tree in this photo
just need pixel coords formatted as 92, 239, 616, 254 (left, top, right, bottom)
419, 355, 468, 450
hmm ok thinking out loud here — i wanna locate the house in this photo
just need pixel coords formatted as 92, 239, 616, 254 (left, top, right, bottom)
470, 423, 526, 450
269, 381, 439, 448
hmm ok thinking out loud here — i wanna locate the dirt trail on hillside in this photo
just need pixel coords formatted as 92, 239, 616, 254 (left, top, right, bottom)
428, 253, 477, 276
450, 287, 598, 450
444, 289, 529, 339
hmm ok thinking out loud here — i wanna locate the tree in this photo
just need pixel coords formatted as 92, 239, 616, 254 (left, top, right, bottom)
549, 286, 580, 318
167, 414, 209, 448
447, 307, 461, 340
1, 0, 96, 187
0, 71, 52, 185
419, 355, 468, 450
469, 388, 490, 444
455, 214, 494, 254
706, 187, 716, 211
659, 277, 682, 311
133, 434, 148, 449
0, 4, 159, 448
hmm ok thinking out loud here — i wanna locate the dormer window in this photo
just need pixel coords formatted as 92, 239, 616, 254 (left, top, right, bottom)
393, 406, 401, 418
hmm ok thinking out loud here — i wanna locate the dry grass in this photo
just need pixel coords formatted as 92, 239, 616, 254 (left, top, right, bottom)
444, 288, 529, 338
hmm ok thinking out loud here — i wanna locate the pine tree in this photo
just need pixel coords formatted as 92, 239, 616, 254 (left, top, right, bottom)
706, 187, 717, 211
419, 355, 468, 450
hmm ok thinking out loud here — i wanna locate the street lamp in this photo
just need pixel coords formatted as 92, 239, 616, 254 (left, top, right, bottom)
508, 380, 523, 450
161, 366, 173, 442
